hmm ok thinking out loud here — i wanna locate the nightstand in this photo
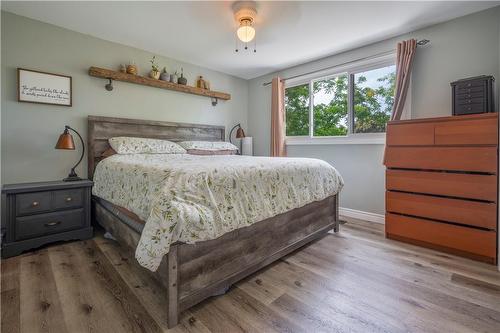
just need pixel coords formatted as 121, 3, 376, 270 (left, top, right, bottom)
1, 180, 93, 258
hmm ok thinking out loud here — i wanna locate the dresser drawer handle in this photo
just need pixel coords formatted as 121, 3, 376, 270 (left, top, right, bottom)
65, 197, 72, 202
44, 221, 62, 227
32, 201, 39, 207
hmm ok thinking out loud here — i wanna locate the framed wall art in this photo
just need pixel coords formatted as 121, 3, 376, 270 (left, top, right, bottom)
17, 68, 72, 106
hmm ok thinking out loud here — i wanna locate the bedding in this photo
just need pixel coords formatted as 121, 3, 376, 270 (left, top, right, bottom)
178, 140, 238, 151
109, 136, 186, 154
92, 154, 343, 271
186, 149, 237, 155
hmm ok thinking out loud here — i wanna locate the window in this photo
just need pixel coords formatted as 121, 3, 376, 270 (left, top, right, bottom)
353, 65, 396, 133
313, 74, 348, 136
285, 56, 397, 143
284, 83, 309, 136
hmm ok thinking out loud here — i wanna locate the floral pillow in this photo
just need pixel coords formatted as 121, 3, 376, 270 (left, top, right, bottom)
109, 137, 186, 154
178, 141, 238, 152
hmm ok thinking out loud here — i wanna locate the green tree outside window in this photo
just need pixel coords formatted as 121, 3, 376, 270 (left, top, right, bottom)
285, 64, 396, 136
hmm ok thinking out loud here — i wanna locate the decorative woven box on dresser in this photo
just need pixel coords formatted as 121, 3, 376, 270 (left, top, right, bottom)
1, 180, 93, 258
384, 113, 498, 264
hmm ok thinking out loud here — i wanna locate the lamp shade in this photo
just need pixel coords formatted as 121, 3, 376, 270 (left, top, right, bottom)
236, 127, 246, 139
55, 129, 75, 150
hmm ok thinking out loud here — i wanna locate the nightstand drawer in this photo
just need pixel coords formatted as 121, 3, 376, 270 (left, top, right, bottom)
53, 188, 84, 210
15, 208, 85, 240
16, 191, 52, 215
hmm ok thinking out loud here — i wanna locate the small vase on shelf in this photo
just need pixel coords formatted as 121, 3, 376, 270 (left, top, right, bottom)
160, 67, 169, 81
170, 72, 178, 83
178, 68, 187, 85
149, 70, 160, 80
196, 76, 206, 89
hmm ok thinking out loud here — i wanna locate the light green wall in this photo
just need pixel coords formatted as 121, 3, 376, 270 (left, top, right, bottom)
247, 7, 500, 215
2, 8, 500, 216
1, 11, 248, 184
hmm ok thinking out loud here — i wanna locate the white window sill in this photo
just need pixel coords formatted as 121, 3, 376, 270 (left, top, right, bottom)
286, 134, 386, 145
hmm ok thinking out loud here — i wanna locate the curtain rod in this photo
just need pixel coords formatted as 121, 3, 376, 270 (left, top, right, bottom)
262, 39, 430, 86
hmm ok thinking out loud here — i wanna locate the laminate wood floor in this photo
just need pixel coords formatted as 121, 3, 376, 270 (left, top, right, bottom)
2, 217, 500, 333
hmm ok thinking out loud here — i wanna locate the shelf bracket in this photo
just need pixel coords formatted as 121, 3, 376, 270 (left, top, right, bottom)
105, 78, 114, 91
211, 97, 218, 107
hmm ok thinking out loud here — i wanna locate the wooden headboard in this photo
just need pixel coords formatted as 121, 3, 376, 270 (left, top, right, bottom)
88, 116, 225, 179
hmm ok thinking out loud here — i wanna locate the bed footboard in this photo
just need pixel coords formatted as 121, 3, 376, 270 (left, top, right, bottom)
93, 194, 339, 328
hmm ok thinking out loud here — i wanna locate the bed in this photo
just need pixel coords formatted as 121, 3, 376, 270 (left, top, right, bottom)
88, 115, 342, 328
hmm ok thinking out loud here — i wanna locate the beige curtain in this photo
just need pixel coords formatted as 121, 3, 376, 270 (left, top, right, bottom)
391, 39, 417, 121
271, 77, 286, 157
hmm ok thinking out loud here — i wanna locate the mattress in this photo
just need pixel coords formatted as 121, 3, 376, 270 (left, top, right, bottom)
93, 154, 343, 271
96, 197, 145, 234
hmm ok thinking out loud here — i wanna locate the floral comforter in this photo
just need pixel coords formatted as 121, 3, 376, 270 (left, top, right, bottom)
92, 154, 343, 271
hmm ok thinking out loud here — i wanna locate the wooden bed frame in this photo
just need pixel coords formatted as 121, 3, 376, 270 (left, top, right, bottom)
88, 116, 340, 328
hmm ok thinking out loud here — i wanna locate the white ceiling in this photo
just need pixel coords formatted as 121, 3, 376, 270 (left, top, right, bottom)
2, 1, 499, 79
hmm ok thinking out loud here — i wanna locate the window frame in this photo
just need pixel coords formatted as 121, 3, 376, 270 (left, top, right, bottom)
285, 53, 406, 145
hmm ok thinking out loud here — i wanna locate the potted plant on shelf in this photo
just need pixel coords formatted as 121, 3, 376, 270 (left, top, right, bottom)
178, 67, 187, 85
160, 67, 170, 81
149, 56, 160, 80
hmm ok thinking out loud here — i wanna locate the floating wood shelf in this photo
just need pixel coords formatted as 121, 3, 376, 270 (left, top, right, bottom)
88, 67, 231, 101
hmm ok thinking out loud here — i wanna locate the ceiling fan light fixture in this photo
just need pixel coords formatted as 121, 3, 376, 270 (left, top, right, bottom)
233, 1, 257, 50
236, 19, 255, 42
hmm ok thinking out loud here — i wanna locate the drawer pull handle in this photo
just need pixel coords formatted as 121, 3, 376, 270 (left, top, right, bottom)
32, 201, 39, 207
45, 221, 62, 227
65, 197, 72, 202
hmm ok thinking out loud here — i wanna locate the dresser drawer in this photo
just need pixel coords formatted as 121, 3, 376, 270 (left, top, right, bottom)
434, 117, 497, 146
386, 191, 496, 230
455, 103, 485, 115
15, 208, 85, 240
384, 147, 497, 173
386, 213, 496, 262
456, 85, 485, 94
456, 91, 484, 100
455, 80, 485, 90
386, 123, 434, 146
53, 188, 84, 210
456, 97, 484, 106
386, 170, 497, 202
16, 191, 52, 216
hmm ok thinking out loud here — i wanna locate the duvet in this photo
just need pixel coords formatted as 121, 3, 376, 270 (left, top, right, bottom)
93, 154, 343, 271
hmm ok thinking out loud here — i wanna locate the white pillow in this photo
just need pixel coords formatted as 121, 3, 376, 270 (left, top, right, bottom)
178, 141, 238, 151
109, 137, 186, 154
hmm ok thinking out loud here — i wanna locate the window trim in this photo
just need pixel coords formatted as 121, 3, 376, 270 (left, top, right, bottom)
284, 53, 400, 145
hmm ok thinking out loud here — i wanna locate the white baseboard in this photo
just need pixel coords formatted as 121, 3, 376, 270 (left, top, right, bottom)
339, 207, 385, 224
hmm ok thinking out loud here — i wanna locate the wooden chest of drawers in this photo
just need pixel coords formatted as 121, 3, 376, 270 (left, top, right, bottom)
1, 180, 93, 257
385, 113, 498, 264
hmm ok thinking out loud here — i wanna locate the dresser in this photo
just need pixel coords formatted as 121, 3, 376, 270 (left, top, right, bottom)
384, 113, 498, 264
1, 180, 93, 257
